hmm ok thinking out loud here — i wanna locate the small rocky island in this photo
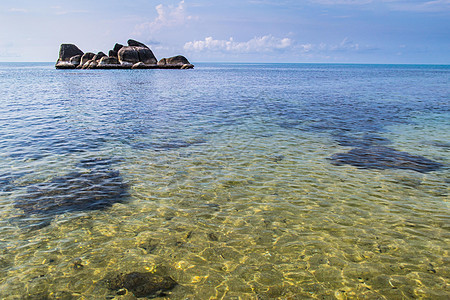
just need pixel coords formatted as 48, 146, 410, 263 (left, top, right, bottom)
55, 39, 194, 70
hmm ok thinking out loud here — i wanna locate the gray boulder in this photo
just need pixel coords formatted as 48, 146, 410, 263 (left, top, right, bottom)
81, 52, 95, 66
99, 56, 119, 65
118, 46, 157, 65
157, 55, 193, 69
131, 62, 146, 69
87, 61, 98, 69
157, 58, 167, 66
93, 52, 107, 61
81, 59, 94, 69
69, 55, 82, 67
98, 57, 120, 68
113, 43, 124, 52
55, 61, 76, 69
58, 44, 83, 62
118, 46, 140, 64
109, 50, 117, 58
127, 39, 149, 49
167, 55, 190, 66
136, 47, 157, 64
158, 55, 191, 66
181, 64, 194, 69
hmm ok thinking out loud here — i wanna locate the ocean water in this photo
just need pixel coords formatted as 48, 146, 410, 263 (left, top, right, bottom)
0, 62, 448, 299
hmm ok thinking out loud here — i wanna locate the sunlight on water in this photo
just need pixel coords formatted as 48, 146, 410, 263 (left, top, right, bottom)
0, 63, 448, 299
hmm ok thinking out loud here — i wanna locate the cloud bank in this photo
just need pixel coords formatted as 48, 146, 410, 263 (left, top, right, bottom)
184, 35, 293, 53
135, 0, 195, 35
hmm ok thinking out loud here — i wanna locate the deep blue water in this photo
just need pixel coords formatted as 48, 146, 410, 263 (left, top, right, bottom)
0, 63, 448, 298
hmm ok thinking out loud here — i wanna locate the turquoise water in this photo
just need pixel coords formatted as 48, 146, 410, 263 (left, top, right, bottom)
0, 63, 448, 299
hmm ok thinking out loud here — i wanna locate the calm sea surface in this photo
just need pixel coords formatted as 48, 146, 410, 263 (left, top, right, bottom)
0, 63, 448, 299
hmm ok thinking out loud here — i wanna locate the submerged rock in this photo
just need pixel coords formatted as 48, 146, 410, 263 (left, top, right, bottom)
132, 138, 206, 151
1, 172, 27, 192
75, 157, 121, 169
329, 146, 443, 173
14, 161, 127, 218
106, 272, 177, 298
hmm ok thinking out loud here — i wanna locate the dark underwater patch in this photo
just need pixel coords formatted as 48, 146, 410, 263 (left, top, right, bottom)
13, 158, 128, 228
0, 172, 28, 192
75, 157, 122, 169
15, 168, 127, 215
131, 138, 206, 151
329, 146, 443, 173
333, 133, 392, 148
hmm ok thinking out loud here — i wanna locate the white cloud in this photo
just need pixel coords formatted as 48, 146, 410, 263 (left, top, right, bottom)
135, 1, 195, 35
330, 37, 360, 51
184, 35, 293, 53
307, 38, 376, 52
8, 8, 28, 13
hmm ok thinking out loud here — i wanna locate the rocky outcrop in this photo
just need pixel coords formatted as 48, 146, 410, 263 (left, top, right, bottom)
55, 39, 193, 70
158, 55, 194, 69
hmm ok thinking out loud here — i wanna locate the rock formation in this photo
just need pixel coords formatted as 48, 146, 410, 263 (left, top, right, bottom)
55, 39, 193, 70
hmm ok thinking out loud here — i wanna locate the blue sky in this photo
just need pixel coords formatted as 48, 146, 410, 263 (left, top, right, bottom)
1, 0, 449, 63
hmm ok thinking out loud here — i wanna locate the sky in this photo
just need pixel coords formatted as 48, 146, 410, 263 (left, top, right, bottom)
0, 0, 449, 63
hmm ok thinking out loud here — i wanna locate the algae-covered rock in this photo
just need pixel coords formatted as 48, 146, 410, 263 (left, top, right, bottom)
14, 160, 128, 218
329, 146, 443, 173
106, 272, 177, 298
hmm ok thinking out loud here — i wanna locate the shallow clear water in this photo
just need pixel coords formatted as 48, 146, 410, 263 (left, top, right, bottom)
0, 63, 448, 299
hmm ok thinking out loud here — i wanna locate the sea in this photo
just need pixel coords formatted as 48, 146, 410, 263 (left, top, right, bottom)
0, 62, 448, 299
